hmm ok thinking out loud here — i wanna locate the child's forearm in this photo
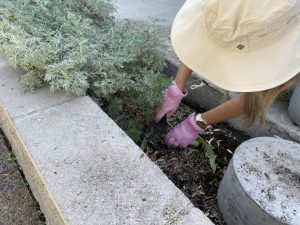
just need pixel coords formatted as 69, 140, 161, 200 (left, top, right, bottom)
201, 95, 243, 126
175, 63, 192, 92
174, 63, 244, 126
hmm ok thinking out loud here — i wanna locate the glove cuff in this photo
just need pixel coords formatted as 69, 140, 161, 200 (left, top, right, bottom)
186, 113, 205, 134
167, 81, 188, 98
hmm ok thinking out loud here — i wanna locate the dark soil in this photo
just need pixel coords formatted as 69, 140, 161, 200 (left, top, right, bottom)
99, 96, 250, 225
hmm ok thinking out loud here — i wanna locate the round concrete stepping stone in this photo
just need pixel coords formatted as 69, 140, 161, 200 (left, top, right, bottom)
218, 137, 300, 225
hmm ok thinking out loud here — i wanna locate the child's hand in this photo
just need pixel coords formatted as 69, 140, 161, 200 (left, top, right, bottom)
155, 81, 187, 122
164, 113, 204, 148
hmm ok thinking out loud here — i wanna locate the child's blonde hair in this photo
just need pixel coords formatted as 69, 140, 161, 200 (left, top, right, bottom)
239, 74, 300, 128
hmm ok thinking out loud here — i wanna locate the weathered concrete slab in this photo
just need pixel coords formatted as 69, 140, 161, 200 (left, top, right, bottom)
0, 54, 76, 120
218, 137, 300, 225
3, 96, 211, 225
175, 208, 215, 225
0, 133, 44, 225
113, 0, 184, 28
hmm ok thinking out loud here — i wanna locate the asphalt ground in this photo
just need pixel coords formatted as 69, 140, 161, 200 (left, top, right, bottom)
0, 129, 45, 225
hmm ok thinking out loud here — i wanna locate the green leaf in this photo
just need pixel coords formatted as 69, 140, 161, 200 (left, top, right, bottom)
21, 71, 45, 93
5, 153, 16, 163
194, 136, 218, 173
121, 119, 141, 143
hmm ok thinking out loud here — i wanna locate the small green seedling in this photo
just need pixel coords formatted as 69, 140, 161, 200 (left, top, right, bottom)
5, 153, 16, 163
191, 136, 218, 173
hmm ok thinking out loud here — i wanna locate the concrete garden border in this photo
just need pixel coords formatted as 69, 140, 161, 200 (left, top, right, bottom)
218, 137, 300, 225
0, 54, 215, 224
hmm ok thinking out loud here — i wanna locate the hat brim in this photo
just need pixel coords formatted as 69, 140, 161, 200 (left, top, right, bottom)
171, 0, 300, 92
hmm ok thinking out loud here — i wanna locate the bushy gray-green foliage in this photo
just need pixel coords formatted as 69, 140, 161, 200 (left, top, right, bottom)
0, 0, 170, 108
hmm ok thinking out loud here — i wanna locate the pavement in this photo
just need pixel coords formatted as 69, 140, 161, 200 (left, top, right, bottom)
0, 129, 45, 225
113, 0, 184, 28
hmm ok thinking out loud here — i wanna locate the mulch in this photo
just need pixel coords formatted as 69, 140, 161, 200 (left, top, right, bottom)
102, 97, 250, 225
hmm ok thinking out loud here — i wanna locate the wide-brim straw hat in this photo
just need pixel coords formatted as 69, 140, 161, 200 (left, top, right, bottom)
171, 0, 300, 92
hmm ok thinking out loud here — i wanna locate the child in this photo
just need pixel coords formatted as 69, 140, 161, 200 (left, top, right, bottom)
155, 0, 300, 148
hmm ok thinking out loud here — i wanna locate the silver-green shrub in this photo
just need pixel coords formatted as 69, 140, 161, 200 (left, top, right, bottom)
0, 0, 170, 108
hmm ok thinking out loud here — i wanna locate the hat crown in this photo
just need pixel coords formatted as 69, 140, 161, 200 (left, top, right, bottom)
204, 0, 297, 43
171, 0, 300, 92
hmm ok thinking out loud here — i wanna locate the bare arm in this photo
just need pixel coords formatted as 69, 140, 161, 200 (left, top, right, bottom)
175, 62, 244, 127
201, 95, 243, 126
175, 63, 192, 92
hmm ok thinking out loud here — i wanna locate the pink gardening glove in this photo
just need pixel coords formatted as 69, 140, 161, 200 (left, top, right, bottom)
164, 112, 204, 148
155, 81, 187, 122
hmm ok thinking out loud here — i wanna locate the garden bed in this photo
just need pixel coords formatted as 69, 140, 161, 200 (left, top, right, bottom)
0, 1, 251, 223
90, 92, 250, 225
